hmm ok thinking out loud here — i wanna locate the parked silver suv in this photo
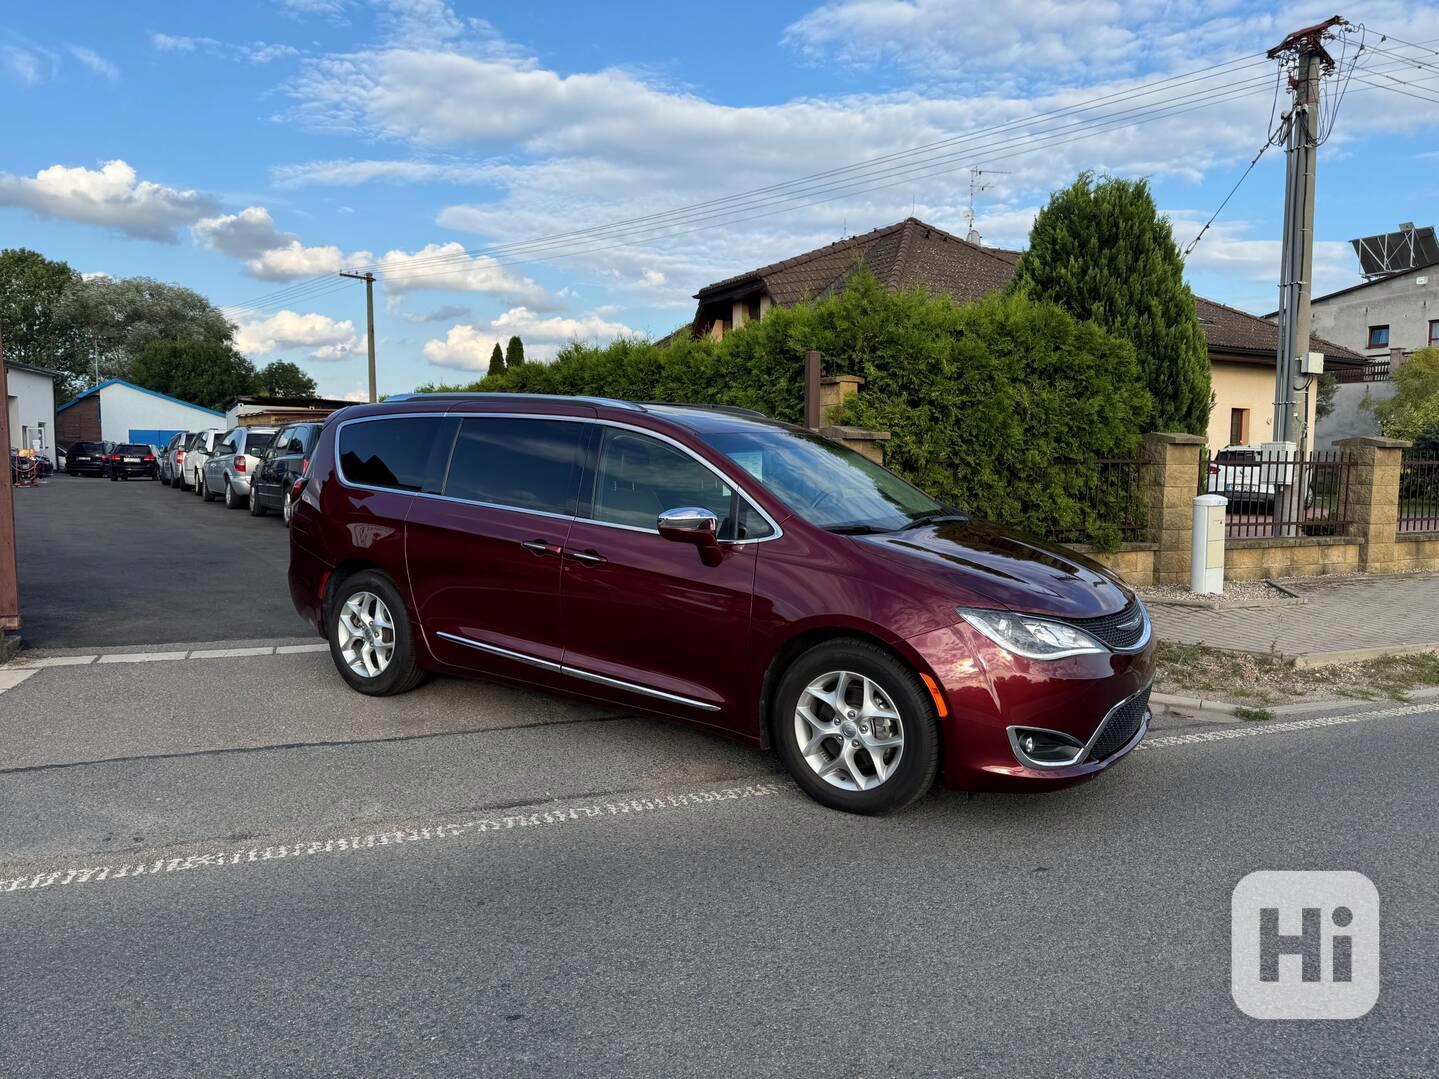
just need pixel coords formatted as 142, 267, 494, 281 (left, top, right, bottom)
178, 428, 224, 493
202, 426, 278, 509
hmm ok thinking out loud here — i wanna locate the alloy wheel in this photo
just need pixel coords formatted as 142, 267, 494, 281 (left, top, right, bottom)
282, 491, 293, 524
793, 670, 905, 791
335, 591, 395, 678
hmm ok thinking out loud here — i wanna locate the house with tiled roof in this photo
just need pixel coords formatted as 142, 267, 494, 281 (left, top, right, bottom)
683, 217, 1366, 450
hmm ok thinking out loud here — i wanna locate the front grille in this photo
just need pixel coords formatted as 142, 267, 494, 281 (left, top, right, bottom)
1088, 685, 1151, 761
1068, 597, 1147, 651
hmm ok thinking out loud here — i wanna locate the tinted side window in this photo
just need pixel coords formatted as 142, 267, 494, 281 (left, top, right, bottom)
590, 429, 769, 540
339, 417, 452, 493
443, 418, 584, 515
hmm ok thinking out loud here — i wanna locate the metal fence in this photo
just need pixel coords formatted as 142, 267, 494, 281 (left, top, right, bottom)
1331, 362, 1392, 384
1046, 458, 1150, 546
1203, 448, 1355, 539
1399, 457, 1439, 534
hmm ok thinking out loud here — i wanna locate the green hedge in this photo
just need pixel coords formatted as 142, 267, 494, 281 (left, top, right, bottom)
418, 271, 1152, 548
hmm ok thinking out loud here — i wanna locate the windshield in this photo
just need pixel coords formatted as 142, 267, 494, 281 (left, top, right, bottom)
698, 425, 948, 532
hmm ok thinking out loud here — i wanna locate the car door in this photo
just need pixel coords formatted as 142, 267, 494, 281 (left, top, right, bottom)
558, 425, 769, 725
404, 414, 589, 680
256, 425, 294, 505
206, 432, 238, 492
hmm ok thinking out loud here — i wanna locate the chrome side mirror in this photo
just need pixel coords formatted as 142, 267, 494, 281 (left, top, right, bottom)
657, 507, 722, 565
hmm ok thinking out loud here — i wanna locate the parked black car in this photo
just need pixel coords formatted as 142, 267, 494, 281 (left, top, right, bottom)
107, 443, 159, 481
66, 441, 114, 477
252, 422, 321, 524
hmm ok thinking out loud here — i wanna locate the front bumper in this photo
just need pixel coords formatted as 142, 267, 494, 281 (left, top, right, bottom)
906, 619, 1155, 792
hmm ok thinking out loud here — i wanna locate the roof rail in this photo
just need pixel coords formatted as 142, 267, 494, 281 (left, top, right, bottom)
640, 402, 770, 419
384, 392, 645, 410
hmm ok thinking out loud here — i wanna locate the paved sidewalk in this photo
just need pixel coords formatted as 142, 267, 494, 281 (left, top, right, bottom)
1148, 574, 1439, 662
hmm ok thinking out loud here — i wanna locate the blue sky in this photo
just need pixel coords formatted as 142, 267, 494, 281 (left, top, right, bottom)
5, 0, 1439, 400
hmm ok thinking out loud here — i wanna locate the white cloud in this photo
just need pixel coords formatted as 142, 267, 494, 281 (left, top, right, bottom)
192, 205, 364, 279
0, 160, 216, 242
783, 0, 1139, 79
375, 242, 559, 309
422, 305, 635, 371
1, 44, 52, 85
235, 310, 361, 361
150, 32, 299, 64
65, 45, 117, 79
271, 158, 496, 186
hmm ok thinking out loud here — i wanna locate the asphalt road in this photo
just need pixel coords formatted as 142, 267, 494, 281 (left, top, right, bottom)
1, 647, 1436, 1078
13, 471, 307, 648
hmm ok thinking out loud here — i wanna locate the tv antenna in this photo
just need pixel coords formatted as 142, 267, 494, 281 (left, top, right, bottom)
965, 168, 1010, 244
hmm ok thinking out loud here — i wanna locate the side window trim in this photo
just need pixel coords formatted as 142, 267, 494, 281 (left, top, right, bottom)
330, 412, 781, 543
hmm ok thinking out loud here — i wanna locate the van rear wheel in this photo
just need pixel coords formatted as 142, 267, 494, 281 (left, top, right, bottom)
773, 639, 939, 815
327, 571, 427, 696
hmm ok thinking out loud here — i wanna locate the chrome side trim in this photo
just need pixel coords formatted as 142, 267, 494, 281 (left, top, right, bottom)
435, 631, 562, 673
561, 665, 722, 712
433, 630, 720, 712
332, 411, 784, 545
1006, 680, 1153, 770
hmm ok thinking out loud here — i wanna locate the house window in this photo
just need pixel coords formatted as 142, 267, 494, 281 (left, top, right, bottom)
1429, 319, 1439, 346
1229, 408, 1250, 446
1367, 324, 1390, 349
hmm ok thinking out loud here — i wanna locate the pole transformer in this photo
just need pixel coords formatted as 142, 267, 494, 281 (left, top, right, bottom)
1267, 16, 1345, 446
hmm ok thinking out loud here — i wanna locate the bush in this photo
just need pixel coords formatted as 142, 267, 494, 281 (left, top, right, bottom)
417, 270, 1152, 548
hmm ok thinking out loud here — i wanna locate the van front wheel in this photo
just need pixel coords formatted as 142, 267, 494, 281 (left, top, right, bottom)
773, 639, 940, 815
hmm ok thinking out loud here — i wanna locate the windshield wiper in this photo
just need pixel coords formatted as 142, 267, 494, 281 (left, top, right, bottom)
823, 523, 895, 535
904, 509, 969, 529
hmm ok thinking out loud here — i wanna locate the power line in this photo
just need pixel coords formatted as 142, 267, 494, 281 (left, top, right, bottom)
219, 53, 1275, 312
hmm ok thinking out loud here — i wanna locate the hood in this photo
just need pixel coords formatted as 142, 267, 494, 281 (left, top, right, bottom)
854, 519, 1133, 619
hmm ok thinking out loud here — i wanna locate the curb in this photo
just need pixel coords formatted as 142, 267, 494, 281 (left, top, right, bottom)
1151, 685, 1439, 722
1291, 643, 1439, 669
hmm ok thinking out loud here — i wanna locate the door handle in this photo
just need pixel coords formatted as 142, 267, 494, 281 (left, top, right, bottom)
565, 548, 607, 564
520, 539, 561, 557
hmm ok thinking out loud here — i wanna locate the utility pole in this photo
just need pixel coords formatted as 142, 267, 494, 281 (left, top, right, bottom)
1266, 16, 1346, 533
339, 270, 378, 403
1268, 16, 1345, 447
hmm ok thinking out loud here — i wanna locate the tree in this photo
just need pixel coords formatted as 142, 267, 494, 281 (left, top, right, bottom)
256, 360, 317, 398
0, 248, 79, 372
52, 275, 235, 398
1369, 347, 1439, 440
505, 335, 525, 368
1315, 371, 1338, 420
1008, 172, 1211, 435
488, 342, 506, 376
129, 339, 259, 410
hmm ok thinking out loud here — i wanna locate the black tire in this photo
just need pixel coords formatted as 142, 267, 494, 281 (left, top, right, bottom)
192, 469, 203, 495
326, 570, 427, 697
160, 472, 169, 486
201, 476, 216, 502
772, 639, 940, 815
109, 473, 118, 482
224, 480, 240, 509
248, 483, 267, 517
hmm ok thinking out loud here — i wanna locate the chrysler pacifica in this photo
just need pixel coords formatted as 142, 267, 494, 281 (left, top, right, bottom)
289, 394, 1153, 814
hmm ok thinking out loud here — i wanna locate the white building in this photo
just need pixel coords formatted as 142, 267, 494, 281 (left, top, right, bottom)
56, 379, 225, 449
5, 361, 59, 466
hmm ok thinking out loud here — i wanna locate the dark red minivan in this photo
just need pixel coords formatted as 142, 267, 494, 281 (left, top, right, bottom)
289, 394, 1153, 814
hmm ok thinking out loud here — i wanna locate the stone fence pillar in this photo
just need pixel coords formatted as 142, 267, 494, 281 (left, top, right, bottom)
819, 375, 865, 424
820, 426, 890, 465
1143, 432, 1206, 585
1337, 435, 1410, 574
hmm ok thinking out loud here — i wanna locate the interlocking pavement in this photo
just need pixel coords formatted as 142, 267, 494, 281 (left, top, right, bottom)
1147, 574, 1439, 660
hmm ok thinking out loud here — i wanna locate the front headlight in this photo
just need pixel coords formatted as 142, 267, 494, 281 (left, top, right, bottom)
957, 607, 1107, 660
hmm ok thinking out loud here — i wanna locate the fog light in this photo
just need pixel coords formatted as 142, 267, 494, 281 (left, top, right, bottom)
1009, 727, 1086, 768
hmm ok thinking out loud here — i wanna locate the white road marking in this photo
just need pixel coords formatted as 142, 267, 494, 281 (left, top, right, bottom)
0, 669, 37, 693
1137, 700, 1436, 749
189, 646, 275, 659
0, 781, 787, 896
10, 655, 97, 668
275, 643, 328, 655
97, 651, 189, 664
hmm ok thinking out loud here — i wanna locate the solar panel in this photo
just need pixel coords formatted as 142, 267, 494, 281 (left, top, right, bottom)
1351, 226, 1439, 279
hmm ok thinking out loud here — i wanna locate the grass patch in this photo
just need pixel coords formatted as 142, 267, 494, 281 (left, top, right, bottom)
1233, 706, 1275, 722
1154, 642, 1439, 706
